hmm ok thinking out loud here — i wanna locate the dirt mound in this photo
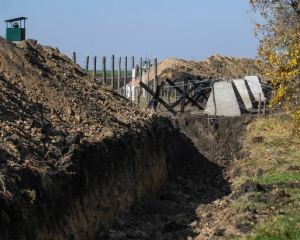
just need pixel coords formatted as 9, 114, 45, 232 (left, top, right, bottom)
138, 54, 271, 85
0, 38, 152, 160
0, 37, 158, 238
0, 36, 151, 198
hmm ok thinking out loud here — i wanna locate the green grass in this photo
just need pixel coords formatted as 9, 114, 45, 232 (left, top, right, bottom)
255, 172, 300, 185
244, 214, 300, 240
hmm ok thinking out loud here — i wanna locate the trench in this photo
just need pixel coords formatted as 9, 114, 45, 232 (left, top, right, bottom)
0, 114, 249, 240
93, 115, 249, 240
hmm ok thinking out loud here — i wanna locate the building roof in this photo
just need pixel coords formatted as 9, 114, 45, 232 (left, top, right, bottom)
4, 17, 27, 23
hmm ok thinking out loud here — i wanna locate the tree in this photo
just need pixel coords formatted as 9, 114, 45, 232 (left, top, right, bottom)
250, 0, 300, 124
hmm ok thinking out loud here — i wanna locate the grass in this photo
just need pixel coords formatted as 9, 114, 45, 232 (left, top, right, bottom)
256, 172, 300, 185
244, 214, 300, 240
231, 112, 300, 239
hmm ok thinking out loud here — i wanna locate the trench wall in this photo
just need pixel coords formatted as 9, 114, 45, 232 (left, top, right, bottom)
0, 115, 249, 240
0, 116, 182, 240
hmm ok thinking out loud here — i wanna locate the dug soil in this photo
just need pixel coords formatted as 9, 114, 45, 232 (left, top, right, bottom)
136, 54, 272, 86
0, 37, 275, 240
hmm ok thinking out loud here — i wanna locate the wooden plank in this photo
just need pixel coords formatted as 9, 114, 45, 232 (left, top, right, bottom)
139, 82, 177, 115
166, 78, 204, 110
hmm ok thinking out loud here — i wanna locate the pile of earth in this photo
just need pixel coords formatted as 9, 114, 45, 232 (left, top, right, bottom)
137, 54, 272, 85
0, 37, 151, 185
0, 36, 275, 240
0, 37, 166, 239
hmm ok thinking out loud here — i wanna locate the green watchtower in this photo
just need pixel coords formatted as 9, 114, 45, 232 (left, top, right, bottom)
4, 17, 27, 41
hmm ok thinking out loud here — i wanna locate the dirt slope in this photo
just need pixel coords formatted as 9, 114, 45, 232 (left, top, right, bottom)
0, 37, 158, 164
0, 37, 161, 239
137, 54, 271, 85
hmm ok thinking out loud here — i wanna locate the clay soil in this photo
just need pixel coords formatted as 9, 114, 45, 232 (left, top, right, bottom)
0, 37, 279, 240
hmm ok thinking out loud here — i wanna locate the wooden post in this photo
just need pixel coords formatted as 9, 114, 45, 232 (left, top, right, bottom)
264, 99, 266, 117
137, 90, 140, 106
146, 59, 149, 100
181, 77, 188, 113
139, 57, 143, 99
154, 57, 157, 92
131, 56, 134, 96
151, 84, 154, 93
258, 93, 261, 118
117, 57, 121, 93
131, 56, 134, 73
124, 56, 127, 96
147, 59, 150, 86
212, 87, 217, 116
102, 56, 106, 84
111, 55, 115, 89
139, 57, 143, 79
130, 89, 132, 102
85, 55, 89, 71
93, 56, 97, 76
168, 85, 170, 106
72, 51, 76, 63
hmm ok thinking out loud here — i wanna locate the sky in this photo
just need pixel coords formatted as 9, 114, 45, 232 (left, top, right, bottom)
0, 0, 261, 68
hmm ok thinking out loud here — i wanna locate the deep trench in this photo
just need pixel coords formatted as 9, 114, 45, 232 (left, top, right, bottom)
0, 114, 249, 240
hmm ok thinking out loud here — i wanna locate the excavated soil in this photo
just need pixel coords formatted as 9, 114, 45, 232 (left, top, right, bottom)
0, 37, 275, 240
136, 55, 272, 85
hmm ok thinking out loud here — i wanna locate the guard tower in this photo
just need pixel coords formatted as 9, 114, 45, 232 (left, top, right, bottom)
4, 17, 27, 41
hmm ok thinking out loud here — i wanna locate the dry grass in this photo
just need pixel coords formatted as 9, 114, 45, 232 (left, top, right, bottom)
228, 112, 300, 239
230, 113, 300, 188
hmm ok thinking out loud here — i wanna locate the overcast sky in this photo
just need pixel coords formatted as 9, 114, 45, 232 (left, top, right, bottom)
1, 0, 261, 67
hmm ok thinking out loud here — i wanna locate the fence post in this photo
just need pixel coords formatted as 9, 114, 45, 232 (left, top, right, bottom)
102, 56, 106, 84
102, 56, 106, 83
124, 56, 127, 96
264, 98, 266, 117
147, 59, 151, 101
137, 90, 140, 106
147, 59, 150, 86
93, 56, 97, 76
154, 57, 157, 92
258, 93, 261, 118
139, 57, 143, 78
168, 85, 170, 106
72, 51, 76, 63
111, 55, 115, 89
139, 57, 143, 98
118, 56, 121, 93
85, 55, 89, 71
212, 87, 216, 116
131, 56, 134, 73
